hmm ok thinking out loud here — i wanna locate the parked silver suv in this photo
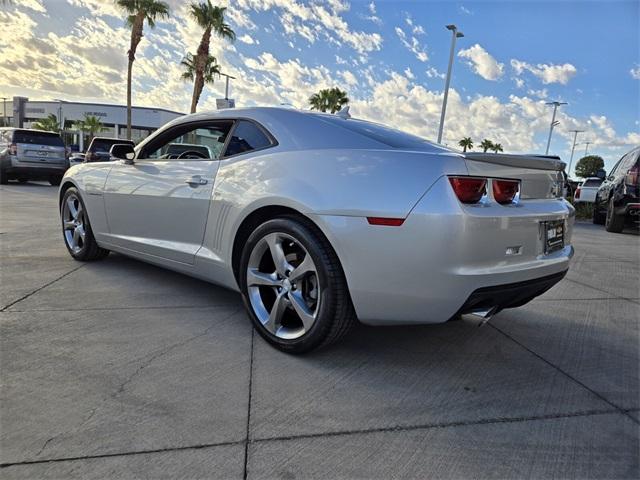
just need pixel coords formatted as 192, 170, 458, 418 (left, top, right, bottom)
0, 128, 68, 185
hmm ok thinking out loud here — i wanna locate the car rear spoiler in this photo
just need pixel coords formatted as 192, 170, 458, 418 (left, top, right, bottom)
464, 152, 566, 172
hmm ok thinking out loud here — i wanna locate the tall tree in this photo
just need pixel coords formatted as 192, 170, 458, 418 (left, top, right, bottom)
575, 155, 605, 178
181, 52, 221, 102
458, 137, 473, 152
480, 139, 494, 153
74, 115, 107, 142
32, 114, 60, 133
491, 143, 504, 153
188, 1, 235, 113
116, 0, 169, 139
309, 87, 349, 113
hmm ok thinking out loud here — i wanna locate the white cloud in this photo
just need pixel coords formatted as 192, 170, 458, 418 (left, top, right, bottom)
395, 26, 428, 62
425, 67, 445, 80
514, 78, 525, 88
527, 88, 548, 99
16, 0, 47, 13
630, 66, 640, 80
511, 59, 577, 85
458, 44, 504, 81
340, 70, 358, 86
368, 1, 376, 14
404, 67, 415, 80
459, 5, 473, 15
238, 34, 256, 45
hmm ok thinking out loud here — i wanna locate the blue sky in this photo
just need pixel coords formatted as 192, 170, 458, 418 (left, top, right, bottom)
0, 0, 638, 174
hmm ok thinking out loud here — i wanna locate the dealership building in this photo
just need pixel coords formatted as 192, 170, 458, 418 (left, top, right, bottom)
4, 96, 184, 150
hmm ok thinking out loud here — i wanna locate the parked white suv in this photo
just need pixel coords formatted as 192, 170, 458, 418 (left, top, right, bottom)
574, 177, 603, 203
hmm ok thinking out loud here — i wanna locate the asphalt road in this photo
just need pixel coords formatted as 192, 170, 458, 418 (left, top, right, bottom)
1, 182, 638, 479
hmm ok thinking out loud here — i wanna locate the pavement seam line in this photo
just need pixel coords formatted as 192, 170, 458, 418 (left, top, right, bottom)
489, 323, 640, 425
564, 277, 640, 306
0, 264, 85, 312
0, 408, 619, 468
243, 328, 256, 480
4, 303, 242, 313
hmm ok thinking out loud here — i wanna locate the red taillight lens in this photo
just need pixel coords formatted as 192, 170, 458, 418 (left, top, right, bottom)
9, 143, 17, 155
367, 217, 405, 227
626, 165, 639, 186
574, 187, 581, 199
492, 179, 520, 204
449, 177, 487, 204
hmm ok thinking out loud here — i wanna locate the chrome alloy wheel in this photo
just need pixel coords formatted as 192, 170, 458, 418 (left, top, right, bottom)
62, 194, 86, 254
246, 232, 320, 339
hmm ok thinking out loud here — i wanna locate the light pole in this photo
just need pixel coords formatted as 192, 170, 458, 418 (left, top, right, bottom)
437, 24, 464, 144
53, 98, 64, 131
583, 141, 592, 156
219, 72, 236, 100
544, 101, 567, 155
567, 129, 584, 178
1, 97, 7, 127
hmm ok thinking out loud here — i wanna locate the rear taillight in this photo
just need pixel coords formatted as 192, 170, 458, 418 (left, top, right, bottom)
574, 187, 581, 199
8, 143, 17, 155
492, 179, 520, 204
448, 177, 487, 204
626, 165, 639, 186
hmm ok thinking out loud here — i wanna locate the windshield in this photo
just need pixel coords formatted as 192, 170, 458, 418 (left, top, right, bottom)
90, 139, 133, 153
14, 131, 64, 147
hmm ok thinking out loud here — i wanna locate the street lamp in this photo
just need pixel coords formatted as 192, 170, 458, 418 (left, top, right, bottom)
583, 141, 592, 156
544, 101, 567, 155
437, 24, 464, 144
219, 72, 236, 100
53, 98, 65, 131
1, 96, 7, 127
567, 129, 584, 178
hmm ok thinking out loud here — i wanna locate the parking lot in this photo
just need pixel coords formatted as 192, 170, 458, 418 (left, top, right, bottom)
0, 182, 638, 479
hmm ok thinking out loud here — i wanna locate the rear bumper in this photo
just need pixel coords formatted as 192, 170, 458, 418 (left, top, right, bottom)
452, 270, 568, 319
2, 156, 67, 178
312, 176, 574, 326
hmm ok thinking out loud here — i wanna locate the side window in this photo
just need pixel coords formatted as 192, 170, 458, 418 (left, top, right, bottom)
609, 157, 624, 176
140, 122, 233, 160
223, 120, 273, 157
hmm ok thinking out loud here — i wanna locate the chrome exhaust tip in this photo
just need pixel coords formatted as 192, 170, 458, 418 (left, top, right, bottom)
467, 306, 498, 326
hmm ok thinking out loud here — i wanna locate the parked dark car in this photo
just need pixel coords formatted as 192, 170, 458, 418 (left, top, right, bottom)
0, 128, 68, 185
593, 146, 640, 232
84, 137, 135, 163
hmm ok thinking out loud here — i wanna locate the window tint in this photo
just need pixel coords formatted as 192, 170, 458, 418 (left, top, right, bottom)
14, 130, 64, 147
90, 138, 133, 153
224, 120, 272, 157
143, 122, 232, 160
619, 151, 637, 173
317, 116, 437, 149
582, 179, 603, 187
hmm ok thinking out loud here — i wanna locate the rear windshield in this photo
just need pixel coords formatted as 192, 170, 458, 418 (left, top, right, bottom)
316, 116, 440, 150
14, 131, 64, 147
582, 179, 603, 187
90, 139, 133, 153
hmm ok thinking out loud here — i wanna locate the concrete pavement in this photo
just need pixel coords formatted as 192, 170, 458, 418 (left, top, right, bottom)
1, 182, 638, 479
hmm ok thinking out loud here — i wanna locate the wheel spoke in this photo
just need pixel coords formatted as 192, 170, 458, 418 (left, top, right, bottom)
264, 290, 287, 334
63, 220, 76, 230
289, 254, 315, 282
66, 197, 78, 219
75, 203, 83, 222
247, 268, 279, 287
265, 234, 292, 277
76, 225, 86, 244
288, 290, 316, 331
72, 228, 80, 247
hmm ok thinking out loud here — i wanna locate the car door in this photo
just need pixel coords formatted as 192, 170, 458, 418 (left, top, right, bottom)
102, 120, 234, 264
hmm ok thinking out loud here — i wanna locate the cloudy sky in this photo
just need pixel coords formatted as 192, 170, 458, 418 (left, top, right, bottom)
1, 0, 638, 174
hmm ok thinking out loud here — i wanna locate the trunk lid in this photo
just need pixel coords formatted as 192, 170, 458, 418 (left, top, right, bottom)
463, 153, 565, 199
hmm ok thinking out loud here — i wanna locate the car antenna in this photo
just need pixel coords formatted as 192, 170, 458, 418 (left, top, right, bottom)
335, 106, 351, 119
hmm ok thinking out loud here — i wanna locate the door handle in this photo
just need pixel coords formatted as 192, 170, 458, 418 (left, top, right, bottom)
185, 175, 208, 186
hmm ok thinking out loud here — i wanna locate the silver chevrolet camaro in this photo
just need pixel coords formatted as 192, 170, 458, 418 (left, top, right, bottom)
59, 107, 574, 353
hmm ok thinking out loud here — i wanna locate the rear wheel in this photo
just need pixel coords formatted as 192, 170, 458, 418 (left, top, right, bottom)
592, 195, 606, 225
0, 167, 7, 185
239, 216, 356, 354
49, 175, 62, 186
605, 196, 625, 233
61, 188, 109, 261
17, 177, 28, 184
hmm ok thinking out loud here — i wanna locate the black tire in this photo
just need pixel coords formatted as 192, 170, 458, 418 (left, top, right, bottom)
0, 167, 7, 185
17, 177, 28, 184
605, 196, 625, 233
239, 215, 357, 354
592, 195, 606, 225
60, 187, 110, 261
49, 175, 62, 186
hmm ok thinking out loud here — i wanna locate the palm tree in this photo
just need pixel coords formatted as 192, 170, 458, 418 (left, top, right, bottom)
458, 137, 473, 152
188, 1, 235, 113
116, 0, 170, 139
491, 143, 504, 153
74, 115, 107, 143
181, 52, 221, 105
32, 114, 60, 133
480, 139, 494, 153
309, 87, 349, 113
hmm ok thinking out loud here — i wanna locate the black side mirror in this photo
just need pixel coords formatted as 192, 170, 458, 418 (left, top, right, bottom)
110, 144, 135, 164
595, 168, 606, 180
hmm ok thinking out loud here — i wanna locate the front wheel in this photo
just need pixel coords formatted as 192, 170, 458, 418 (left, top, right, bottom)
605, 196, 625, 233
239, 216, 356, 354
60, 187, 109, 261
